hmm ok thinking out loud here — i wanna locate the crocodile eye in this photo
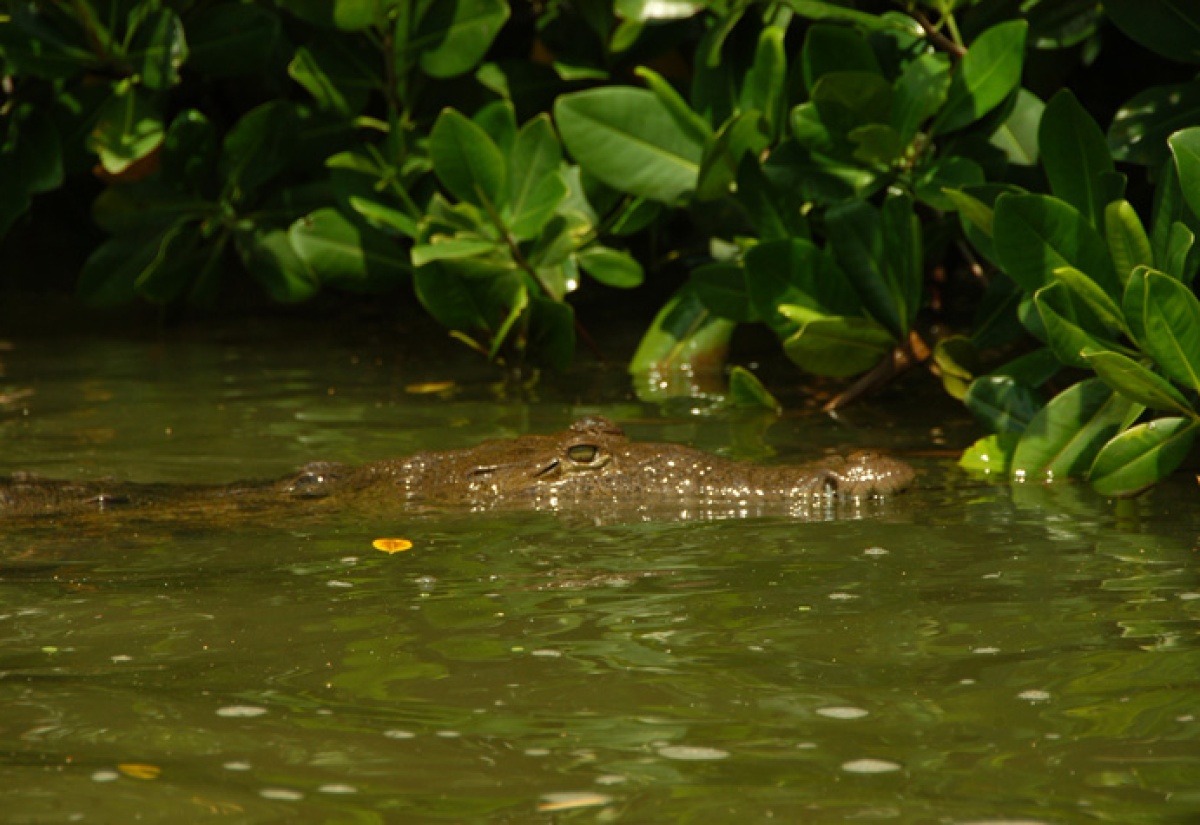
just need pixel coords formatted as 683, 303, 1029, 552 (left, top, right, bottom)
567, 444, 599, 464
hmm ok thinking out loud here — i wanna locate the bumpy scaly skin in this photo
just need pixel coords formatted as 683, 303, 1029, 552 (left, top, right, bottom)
0, 416, 914, 519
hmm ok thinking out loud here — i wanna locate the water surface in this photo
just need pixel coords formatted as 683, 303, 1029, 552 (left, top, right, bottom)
1, 325, 1197, 823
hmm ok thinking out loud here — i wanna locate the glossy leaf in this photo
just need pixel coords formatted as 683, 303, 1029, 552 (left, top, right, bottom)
891, 52, 951, 145
1105, 200, 1154, 285
801, 24, 880, 94
410, 0, 510, 79
1141, 269, 1200, 390
964, 375, 1042, 435
781, 312, 895, 378
1165, 222, 1197, 284
1082, 350, 1194, 414
89, 87, 164, 175
825, 200, 903, 337
729, 366, 781, 413
576, 246, 644, 289
739, 26, 787, 136
630, 284, 734, 376
934, 336, 978, 400
129, 8, 187, 91
882, 192, 922, 332
1034, 282, 1117, 368
633, 67, 712, 147
1038, 90, 1114, 228
691, 262, 753, 323
992, 193, 1121, 298
1168, 128, 1200, 225
1088, 418, 1198, 497
506, 115, 567, 240
695, 112, 771, 201
743, 238, 858, 337
289, 208, 411, 289
959, 433, 1019, 475
555, 87, 703, 203
429, 108, 506, 209
1011, 378, 1137, 483
990, 89, 1043, 167
810, 72, 893, 137
1049, 266, 1126, 334
1110, 79, 1200, 168
411, 238, 499, 266
933, 21, 1028, 135
348, 197, 418, 239
236, 227, 320, 303
1103, 0, 1200, 64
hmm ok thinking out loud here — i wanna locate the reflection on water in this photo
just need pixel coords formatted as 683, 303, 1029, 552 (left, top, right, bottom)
1, 329, 1199, 823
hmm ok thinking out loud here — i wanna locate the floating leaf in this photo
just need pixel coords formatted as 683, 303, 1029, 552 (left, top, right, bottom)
959, 433, 1019, 475
373, 538, 414, 553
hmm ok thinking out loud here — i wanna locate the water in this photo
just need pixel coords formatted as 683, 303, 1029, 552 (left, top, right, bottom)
1, 320, 1198, 823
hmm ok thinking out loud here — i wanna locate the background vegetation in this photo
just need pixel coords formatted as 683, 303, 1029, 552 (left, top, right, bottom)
2, 0, 1199, 496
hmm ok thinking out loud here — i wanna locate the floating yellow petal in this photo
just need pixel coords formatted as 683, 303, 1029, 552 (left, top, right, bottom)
373, 538, 414, 553
118, 763, 162, 780
405, 381, 456, 395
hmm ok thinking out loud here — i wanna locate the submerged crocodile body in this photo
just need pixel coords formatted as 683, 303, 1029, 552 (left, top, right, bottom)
0, 416, 914, 521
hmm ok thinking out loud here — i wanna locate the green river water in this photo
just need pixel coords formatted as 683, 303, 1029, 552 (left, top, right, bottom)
1, 321, 1198, 823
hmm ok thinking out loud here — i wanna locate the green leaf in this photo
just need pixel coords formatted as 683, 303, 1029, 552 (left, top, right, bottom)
235, 227, 320, 303
934, 335, 978, 399
1123, 266, 1152, 346
1034, 282, 1118, 368
555, 87, 703, 203
882, 191, 922, 332
473, 99, 517, 154
801, 24, 881, 93
576, 246, 644, 289
411, 237, 499, 266
220, 101, 299, 203
1110, 79, 1200, 168
933, 20, 1028, 134
964, 375, 1043, 435
781, 312, 895, 378
991, 347, 1063, 387
630, 284, 734, 377
891, 52, 951, 145
1105, 200, 1154, 285
691, 262, 753, 323
990, 90, 1043, 167
409, 0, 511, 78
505, 115, 567, 240
739, 25, 787, 136
77, 231, 162, 306
1103, 0, 1200, 64
429, 108, 506, 209
186, 3, 281, 77
992, 193, 1121, 298
1141, 268, 1200, 390
129, 8, 187, 91
959, 433, 1019, 475
1169, 128, 1200, 224
743, 238, 859, 337
1088, 418, 1198, 497
1165, 221, 1197, 284
1049, 266, 1126, 334
348, 196, 418, 239
1038, 90, 1114, 228
289, 208, 411, 289
633, 66, 712, 147
695, 111, 771, 201
413, 262, 521, 336
1082, 350, 1194, 414
810, 72, 893, 137
1011, 378, 1138, 483
287, 42, 372, 117
779, 1, 918, 32
89, 87, 164, 175
825, 200, 904, 337
943, 188, 995, 237
729, 366, 781, 413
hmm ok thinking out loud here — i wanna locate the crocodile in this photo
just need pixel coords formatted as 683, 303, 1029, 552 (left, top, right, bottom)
0, 416, 914, 521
